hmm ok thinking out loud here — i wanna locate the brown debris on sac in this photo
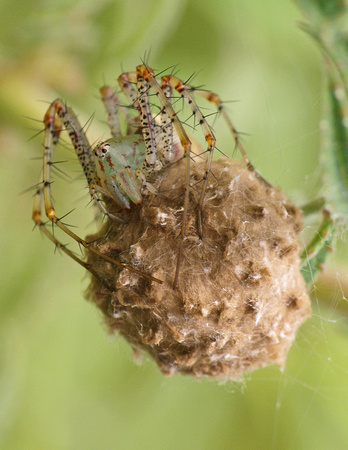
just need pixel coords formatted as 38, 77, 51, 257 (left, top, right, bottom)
85, 158, 311, 380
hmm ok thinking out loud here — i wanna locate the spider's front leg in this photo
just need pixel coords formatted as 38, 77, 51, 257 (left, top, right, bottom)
137, 65, 195, 288
159, 77, 274, 236
33, 99, 162, 285
118, 66, 193, 288
160, 75, 217, 238
191, 88, 272, 188
32, 177, 104, 284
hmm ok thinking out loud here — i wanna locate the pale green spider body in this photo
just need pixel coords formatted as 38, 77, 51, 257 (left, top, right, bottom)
94, 135, 147, 209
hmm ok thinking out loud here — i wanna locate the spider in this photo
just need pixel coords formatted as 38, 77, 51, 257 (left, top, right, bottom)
32, 64, 332, 289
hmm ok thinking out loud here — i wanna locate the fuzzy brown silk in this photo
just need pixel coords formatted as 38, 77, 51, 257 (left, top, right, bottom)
85, 158, 311, 379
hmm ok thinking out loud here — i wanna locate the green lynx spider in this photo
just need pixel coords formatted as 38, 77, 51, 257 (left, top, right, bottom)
32, 64, 331, 288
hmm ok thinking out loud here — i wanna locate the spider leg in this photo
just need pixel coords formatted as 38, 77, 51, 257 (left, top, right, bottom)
118, 72, 140, 107
34, 99, 162, 284
89, 182, 128, 222
124, 69, 160, 172
118, 66, 193, 287
100, 85, 122, 137
118, 72, 178, 163
160, 76, 217, 239
44, 100, 126, 222
117, 71, 162, 192
100, 85, 135, 137
137, 65, 193, 288
191, 89, 271, 188
158, 79, 183, 165
32, 175, 113, 288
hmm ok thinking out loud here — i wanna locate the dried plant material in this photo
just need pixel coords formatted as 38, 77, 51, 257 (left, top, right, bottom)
86, 158, 310, 379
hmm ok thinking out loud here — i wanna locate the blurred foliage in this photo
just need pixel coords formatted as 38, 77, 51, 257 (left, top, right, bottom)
297, 0, 346, 16
1, 0, 348, 449
296, 0, 348, 284
297, 0, 348, 221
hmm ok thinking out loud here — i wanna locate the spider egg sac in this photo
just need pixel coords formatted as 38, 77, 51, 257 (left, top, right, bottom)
85, 158, 310, 379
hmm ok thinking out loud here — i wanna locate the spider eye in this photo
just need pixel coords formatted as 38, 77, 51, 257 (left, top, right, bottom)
95, 143, 110, 158
102, 143, 110, 153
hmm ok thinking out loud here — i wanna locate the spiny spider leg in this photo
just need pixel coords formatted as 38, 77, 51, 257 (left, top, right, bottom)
118, 65, 193, 288
139, 65, 193, 288
159, 80, 177, 165
119, 70, 161, 172
32, 174, 109, 286
34, 99, 162, 285
100, 85, 122, 137
118, 72, 140, 107
160, 75, 217, 238
159, 82, 273, 237
116, 71, 174, 193
45, 100, 124, 222
191, 89, 272, 188
100, 85, 135, 137
118, 72, 179, 165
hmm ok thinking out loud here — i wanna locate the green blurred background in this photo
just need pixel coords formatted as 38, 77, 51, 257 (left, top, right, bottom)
1, 0, 348, 448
